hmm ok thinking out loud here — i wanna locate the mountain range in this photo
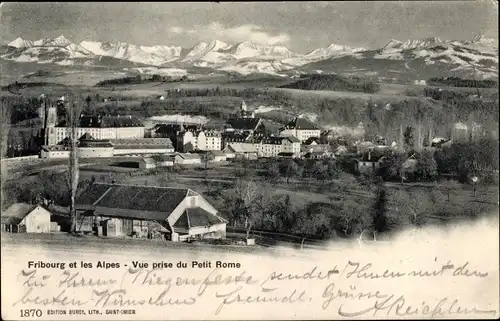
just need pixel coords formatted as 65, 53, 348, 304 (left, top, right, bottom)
1, 34, 498, 80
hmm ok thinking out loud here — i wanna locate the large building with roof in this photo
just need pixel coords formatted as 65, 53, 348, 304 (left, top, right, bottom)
251, 135, 301, 158
75, 183, 227, 242
41, 134, 174, 159
280, 117, 321, 142
47, 115, 145, 145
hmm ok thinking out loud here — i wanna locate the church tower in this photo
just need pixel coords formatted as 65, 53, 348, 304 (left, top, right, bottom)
238, 100, 255, 118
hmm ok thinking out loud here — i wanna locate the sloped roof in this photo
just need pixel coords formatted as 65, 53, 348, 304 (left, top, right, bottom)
75, 183, 190, 219
304, 137, 321, 145
209, 150, 226, 157
282, 117, 318, 130
1, 203, 41, 225
78, 140, 113, 148
226, 118, 262, 131
57, 115, 144, 128
79, 132, 95, 140
176, 153, 201, 160
226, 143, 258, 153
173, 207, 225, 230
301, 144, 332, 153
110, 138, 173, 150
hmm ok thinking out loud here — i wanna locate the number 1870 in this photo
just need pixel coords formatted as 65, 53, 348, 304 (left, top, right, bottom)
20, 309, 42, 317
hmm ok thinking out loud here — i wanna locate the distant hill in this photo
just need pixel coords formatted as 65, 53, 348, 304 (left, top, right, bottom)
278, 74, 380, 93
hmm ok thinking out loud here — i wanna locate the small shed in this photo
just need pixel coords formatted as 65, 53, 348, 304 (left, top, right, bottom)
209, 150, 227, 162
140, 156, 175, 169
175, 153, 202, 165
1, 203, 51, 233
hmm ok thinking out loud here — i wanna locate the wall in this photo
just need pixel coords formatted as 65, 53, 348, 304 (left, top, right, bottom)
40, 150, 71, 159
113, 148, 174, 156
116, 127, 145, 139
20, 206, 51, 233
77, 147, 114, 158
1, 155, 40, 163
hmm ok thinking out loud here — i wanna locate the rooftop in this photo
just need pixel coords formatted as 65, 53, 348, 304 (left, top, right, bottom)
56, 115, 144, 128
75, 183, 193, 219
282, 117, 319, 130
225, 143, 258, 153
226, 118, 262, 131
1, 203, 42, 225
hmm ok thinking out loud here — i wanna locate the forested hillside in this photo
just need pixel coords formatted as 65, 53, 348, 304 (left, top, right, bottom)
278, 74, 380, 93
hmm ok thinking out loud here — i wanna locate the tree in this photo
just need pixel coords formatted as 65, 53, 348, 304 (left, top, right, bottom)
371, 185, 390, 239
200, 152, 214, 170
415, 151, 438, 181
66, 97, 83, 234
279, 159, 299, 184
403, 126, 415, 152
338, 200, 371, 237
378, 153, 405, 181
222, 178, 260, 233
264, 162, 280, 185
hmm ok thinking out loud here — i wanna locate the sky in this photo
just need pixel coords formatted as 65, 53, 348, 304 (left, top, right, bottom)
1, 2, 498, 53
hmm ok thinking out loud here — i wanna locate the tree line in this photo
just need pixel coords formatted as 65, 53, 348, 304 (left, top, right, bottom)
278, 74, 381, 93
427, 77, 498, 88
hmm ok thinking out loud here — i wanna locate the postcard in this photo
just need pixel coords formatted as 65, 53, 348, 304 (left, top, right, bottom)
1, 2, 499, 320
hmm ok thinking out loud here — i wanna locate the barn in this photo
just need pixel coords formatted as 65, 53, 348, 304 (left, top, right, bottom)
75, 183, 227, 242
1, 203, 52, 233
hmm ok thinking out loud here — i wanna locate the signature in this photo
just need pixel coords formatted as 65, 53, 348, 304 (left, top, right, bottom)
338, 295, 498, 317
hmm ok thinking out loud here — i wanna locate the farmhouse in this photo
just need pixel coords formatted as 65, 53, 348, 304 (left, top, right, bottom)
280, 117, 321, 142
75, 183, 226, 242
1, 203, 51, 233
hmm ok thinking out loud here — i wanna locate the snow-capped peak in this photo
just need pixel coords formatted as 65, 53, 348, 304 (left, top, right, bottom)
7, 37, 33, 48
52, 35, 72, 47
207, 40, 232, 52
383, 37, 443, 51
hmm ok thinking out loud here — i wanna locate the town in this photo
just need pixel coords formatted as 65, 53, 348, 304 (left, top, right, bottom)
2, 91, 498, 248
0, 3, 498, 252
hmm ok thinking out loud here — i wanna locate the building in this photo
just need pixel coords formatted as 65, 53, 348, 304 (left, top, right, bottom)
47, 115, 145, 146
110, 138, 174, 156
75, 183, 227, 241
221, 132, 252, 149
77, 133, 114, 158
236, 100, 255, 119
1, 203, 51, 233
301, 143, 333, 159
252, 135, 301, 158
355, 151, 386, 175
209, 150, 227, 162
139, 155, 175, 169
334, 145, 349, 156
178, 130, 222, 152
302, 144, 335, 160
280, 117, 321, 143
41, 136, 174, 159
175, 153, 202, 165
40, 145, 71, 159
225, 118, 265, 135
223, 143, 258, 160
